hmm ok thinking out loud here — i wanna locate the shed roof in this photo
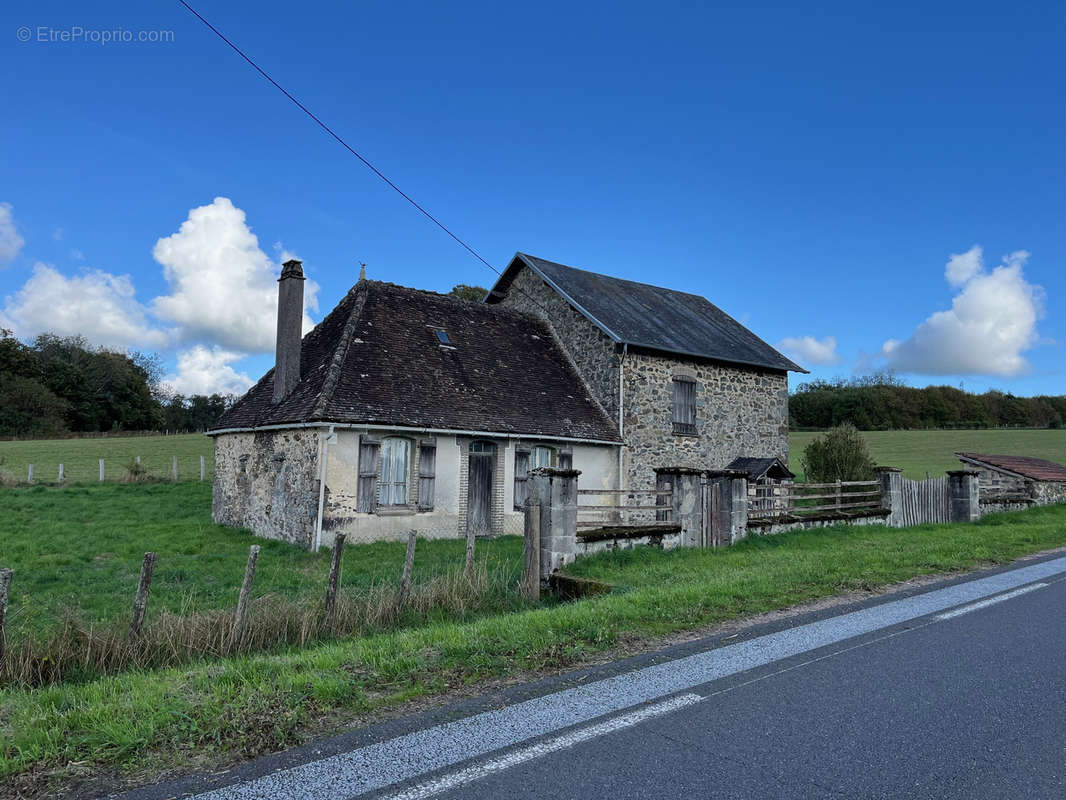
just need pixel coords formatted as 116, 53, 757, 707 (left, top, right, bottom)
726, 456, 795, 481
211, 280, 621, 443
955, 453, 1066, 483
486, 253, 806, 373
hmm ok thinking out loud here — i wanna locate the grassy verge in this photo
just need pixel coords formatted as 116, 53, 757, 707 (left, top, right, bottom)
3, 502, 1066, 785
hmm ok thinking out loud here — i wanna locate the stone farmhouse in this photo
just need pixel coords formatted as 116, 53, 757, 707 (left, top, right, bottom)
208, 254, 806, 548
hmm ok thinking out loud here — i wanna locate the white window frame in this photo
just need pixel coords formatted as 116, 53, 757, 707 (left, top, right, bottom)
379, 437, 411, 506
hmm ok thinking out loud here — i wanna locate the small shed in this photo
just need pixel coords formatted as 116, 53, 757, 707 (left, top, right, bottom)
955, 452, 1066, 505
727, 456, 795, 514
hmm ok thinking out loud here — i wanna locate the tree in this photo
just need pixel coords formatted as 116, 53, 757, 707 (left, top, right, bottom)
801, 423, 875, 483
448, 284, 489, 302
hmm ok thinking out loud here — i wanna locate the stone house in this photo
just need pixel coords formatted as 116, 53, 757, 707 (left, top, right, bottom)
209, 254, 806, 547
955, 452, 1066, 506
486, 253, 806, 491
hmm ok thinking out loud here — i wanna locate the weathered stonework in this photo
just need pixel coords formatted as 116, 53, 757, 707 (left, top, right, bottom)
212, 430, 321, 547
1032, 481, 1066, 505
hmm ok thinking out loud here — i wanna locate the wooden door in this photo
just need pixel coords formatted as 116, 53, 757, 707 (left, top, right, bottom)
705, 481, 726, 548
467, 441, 495, 535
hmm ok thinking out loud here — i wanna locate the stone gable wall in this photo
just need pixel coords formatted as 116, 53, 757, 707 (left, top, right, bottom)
212, 429, 320, 547
623, 353, 789, 490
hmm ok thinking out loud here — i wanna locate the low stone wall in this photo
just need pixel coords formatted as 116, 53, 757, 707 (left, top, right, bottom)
979, 496, 1037, 516
748, 509, 890, 537
576, 526, 683, 555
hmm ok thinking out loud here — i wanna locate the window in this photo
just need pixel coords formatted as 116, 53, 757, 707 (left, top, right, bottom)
435, 329, 451, 345
530, 445, 555, 469
672, 376, 697, 435
515, 445, 558, 509
379, 437, 410, 506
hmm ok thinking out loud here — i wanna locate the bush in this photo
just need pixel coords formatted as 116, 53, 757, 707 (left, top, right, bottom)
801, 423, 875, 483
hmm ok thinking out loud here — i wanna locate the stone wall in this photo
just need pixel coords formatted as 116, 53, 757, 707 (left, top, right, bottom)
1032, 481, 1066, 505
970, 467, 1027, 496
623, 353, 789, 491
212, 429, 321, 547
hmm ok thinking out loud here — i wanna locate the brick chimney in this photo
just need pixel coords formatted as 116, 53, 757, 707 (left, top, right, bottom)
272, 259, 305, 405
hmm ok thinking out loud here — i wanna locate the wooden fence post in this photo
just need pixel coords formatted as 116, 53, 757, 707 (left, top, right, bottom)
58, 463, 64, 483
129, 552, 157, 638
399, 531, 417, 606
172, 456, 178, 481
324, 533, 346, 622
464, 526, 476, 580
99, 459, 105, 482
0, 568, 12, 663
521, 498, 541, 601
232, 545, 260, 644
835, 479, 842, 510
200, 455, 206, 481
27, 464, 33, 484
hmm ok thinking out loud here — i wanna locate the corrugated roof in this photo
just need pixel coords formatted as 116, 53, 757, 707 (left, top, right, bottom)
956, 453, 1066, 483
212, 280, 621, 442
487, 253, 806, 373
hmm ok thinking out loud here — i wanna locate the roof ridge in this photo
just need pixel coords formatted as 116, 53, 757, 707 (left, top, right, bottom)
363, 278, 542, 322
309, 284, 369, 420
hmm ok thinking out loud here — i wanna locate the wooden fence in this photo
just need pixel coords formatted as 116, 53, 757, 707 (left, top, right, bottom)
896, 476, 950, 527
747, 480, 883, 519
576, 487, 674, 529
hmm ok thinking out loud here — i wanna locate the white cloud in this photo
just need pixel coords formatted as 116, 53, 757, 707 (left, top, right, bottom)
0, 262, 170, 350
70, 248, 85, 261
0, 203, 25, 265
151, 197, 317, 353
163, 345, 255, 396
882, 248, 1044, 377
778, 335, 839, 366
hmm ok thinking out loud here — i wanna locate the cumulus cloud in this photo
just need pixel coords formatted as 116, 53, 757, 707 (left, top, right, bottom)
0, 203, 25, 265
0, 262, 170, 349
882, 247, 1044, 377
151, 197, 317, 352
163, 345, 256, 397
778, 335, 839, 366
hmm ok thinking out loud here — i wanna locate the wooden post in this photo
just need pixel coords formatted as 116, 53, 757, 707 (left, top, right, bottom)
27, 464, 33, 484
171, 456, 178, 481
0, 568, 12, 663
58, 463, 64, 483
324, 533, 346, 622
200, 455, 206, 481
232, 545, 260, 644
464, 526, 476, 580
136, 455, 141, 465
521, 498, 541, 601
129, 552, 157, 638
835, 479, 842, 510
99, 459, 105, 482
399, 531, 417, 606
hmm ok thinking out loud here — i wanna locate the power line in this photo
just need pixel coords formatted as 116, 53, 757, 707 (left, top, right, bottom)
176, 0, 503, 278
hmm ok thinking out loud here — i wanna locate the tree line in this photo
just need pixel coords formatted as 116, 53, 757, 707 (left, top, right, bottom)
790, 374, 1066, 430
0, 329, 234, 438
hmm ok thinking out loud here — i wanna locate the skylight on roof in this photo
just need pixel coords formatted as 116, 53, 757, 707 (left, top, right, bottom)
435, 329, 451, 345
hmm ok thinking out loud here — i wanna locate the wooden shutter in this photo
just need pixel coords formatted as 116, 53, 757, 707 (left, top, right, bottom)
514, 448, 530, 510
357, 435, 380, 513
672, 377, 697, 435
558, 449, 573, 470
417, 439, 436, 511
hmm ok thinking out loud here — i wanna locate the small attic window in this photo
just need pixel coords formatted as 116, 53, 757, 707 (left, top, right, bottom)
435, 329, 451, 346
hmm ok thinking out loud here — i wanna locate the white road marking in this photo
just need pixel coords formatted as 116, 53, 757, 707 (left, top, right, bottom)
377, 693, 703, 800
935, 583, 1048, 620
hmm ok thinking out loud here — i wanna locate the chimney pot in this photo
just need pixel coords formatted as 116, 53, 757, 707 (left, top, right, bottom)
273, 259, 305, 404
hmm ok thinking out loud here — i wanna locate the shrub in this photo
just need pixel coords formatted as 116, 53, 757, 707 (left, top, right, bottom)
801, 423, 875, 483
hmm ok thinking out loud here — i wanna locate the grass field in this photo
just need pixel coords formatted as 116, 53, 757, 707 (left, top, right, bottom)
0, 433, 213, 484
790, 429, 1066, 480
3, 492, 1065, 788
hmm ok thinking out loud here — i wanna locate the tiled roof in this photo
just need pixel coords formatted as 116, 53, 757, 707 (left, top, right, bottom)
956, 452, 1066, 482
487, 253, 806, 373
726, 456, 795, 481
211, 280, 621, 443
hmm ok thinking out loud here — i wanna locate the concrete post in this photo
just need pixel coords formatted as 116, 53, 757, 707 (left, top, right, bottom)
530, 467, 580, 582
654, 468, 704, 548
947, 470, 980, 523
706, 470, 749, 545
875, 467, 903, 528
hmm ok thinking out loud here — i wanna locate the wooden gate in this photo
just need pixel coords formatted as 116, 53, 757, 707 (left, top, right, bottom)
897, 476, 949, 527
704, 480, 727, 548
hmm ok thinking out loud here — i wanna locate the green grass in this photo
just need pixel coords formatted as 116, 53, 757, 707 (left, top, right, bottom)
789, 429, 1066, 480
0, 482, 522, 638
0, 432, 214, 484
2, 483, 1066, 784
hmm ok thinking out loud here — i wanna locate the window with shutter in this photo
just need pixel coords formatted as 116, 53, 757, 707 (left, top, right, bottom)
357, 435, 380, 512
379, 437, 410, 506
558, 449, 573, 470
417, 439, 436, 511
672, 377, 697, 435
513, 448, 530, 510
530, 445, 554, 469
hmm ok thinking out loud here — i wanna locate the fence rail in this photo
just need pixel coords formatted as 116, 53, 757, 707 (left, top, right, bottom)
576, 486, 674, 528
748, 479, 882, 519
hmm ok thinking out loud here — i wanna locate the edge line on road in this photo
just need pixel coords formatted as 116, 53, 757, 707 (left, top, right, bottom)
934, 582, 1048, 620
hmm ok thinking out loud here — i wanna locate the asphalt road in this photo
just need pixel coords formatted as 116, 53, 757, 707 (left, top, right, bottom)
130, 555, 1066, 800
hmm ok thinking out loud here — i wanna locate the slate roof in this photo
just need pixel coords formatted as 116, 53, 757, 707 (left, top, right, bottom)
955, 453, 1066, 483
210, 280, 621, 443
726, 456, 795, 481
487, 253, 807, 373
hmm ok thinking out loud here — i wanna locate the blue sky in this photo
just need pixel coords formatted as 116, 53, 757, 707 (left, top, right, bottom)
1, 0, 1063, 397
